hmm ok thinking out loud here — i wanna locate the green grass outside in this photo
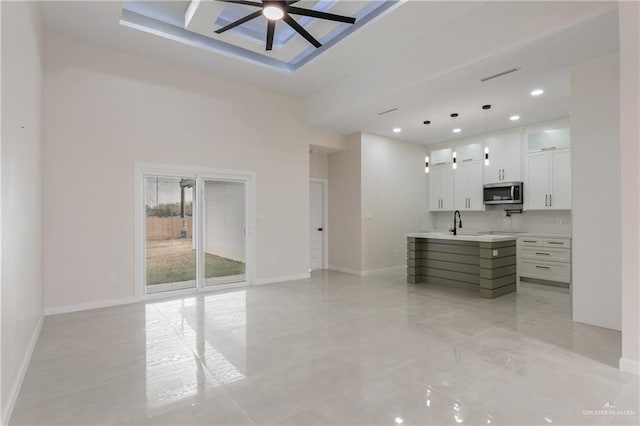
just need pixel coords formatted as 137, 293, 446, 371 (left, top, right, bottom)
146, 239, 245, 285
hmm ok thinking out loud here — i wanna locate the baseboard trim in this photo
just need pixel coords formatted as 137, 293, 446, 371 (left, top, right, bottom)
361, 265, 406, 276
328, 265, 406, 277
1, 315, 44, 425
328, 266, 362, 275
619, 357, 640, 375
44, 296, 141, 316
254, 273, 311, 286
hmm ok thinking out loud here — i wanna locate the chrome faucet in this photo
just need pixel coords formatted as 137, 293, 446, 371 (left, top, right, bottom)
450, 210, 463, 236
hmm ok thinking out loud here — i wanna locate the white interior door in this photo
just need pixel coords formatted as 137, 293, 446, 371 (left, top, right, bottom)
310, 181, 325, 270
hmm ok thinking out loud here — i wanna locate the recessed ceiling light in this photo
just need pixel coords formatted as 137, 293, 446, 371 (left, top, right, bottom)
263, 5, 284, 20
393, 128, 402, 133
510, 115, 520, 121
530, 89, 544, 96
453, 128, 462, 133
395, 418, 404, 424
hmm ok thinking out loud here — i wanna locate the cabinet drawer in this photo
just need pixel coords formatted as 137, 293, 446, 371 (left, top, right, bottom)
518, 237, 542, 247
520, 247, 570, 262
544, 238, 571, 249
520, 260, 571, 282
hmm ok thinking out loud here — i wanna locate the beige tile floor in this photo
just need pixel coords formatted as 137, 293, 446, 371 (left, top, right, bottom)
10, 271, 639, 425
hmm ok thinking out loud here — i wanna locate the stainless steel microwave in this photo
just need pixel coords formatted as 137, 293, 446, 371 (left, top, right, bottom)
483, 182, 523, 205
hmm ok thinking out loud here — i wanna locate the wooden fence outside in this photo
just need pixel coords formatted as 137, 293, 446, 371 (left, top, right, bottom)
146, 217, 193, 240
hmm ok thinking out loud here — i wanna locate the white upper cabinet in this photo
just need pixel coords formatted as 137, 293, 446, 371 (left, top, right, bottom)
454, 161, 484, 211
550, 150, 572, 209
429, 148, 455, 212
523, 123, 571, 210
429, 164, 454, 211
483, 131, 522, 184
453, 142, 484, 211
524, 152, 550, 210
525, 123, 570, 153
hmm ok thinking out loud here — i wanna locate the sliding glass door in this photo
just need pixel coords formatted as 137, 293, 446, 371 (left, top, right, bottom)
141, 170, 250, 295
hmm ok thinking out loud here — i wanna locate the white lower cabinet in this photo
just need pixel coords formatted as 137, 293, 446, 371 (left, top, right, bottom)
518, 236, 571, 285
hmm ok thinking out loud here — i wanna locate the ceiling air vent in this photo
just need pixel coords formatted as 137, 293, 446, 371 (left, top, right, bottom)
377, 108, 398, 116
480, 67, 521, 82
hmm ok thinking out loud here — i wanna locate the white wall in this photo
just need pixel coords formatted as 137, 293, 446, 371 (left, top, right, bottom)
430, 209, 572, 235
204, 181, 245, 262
619, 1, 640, 372
309, 152, 328, 179
360, 133, 429, 271
43, 34, 344, 310
327, 133, 430, 274
570, 54, 621, 331
1, 1, 44, 422
327, 134, 362, 272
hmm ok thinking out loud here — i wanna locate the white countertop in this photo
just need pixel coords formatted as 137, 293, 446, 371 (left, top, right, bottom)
516, 233, 572, 239
407, 232, 517, 242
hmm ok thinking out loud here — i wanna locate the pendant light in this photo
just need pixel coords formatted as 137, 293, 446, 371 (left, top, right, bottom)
483, 105, 491, 166
423, 120, 430, 174
450, 113, 459, 169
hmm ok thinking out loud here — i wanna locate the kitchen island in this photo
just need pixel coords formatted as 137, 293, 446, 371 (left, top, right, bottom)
407, 232, 517, 298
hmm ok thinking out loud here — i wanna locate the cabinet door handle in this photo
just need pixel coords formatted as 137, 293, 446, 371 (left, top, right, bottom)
535, 265, 551, 270
523, 240, 537, 243
549, 194, 552, 207
545, 194, 548, 206
535, 252, 551, 256
548, 241, 563, 245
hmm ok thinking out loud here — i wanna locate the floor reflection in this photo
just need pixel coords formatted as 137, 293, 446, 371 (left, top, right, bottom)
144, 291, 247, 413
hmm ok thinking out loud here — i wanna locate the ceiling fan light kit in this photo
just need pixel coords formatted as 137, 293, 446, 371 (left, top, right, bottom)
214, 0, 357, 51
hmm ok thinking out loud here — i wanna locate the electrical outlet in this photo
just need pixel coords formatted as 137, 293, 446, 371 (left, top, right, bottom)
107, 273, 115, 285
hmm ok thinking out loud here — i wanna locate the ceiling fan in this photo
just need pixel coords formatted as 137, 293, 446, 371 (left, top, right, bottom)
214, 0, 357, 51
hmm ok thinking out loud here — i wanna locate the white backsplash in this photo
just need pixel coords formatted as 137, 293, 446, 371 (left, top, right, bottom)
427, 208, 572, 235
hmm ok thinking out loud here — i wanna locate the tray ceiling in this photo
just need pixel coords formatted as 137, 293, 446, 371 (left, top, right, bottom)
121, 0, 399, 72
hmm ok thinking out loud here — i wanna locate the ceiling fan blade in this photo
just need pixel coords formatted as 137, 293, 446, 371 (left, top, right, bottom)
283, 14, 321, 48
287, 6, 356, 24
266, 20, 275, 50
215, 10, 262, 34
216, 0, 263, 7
